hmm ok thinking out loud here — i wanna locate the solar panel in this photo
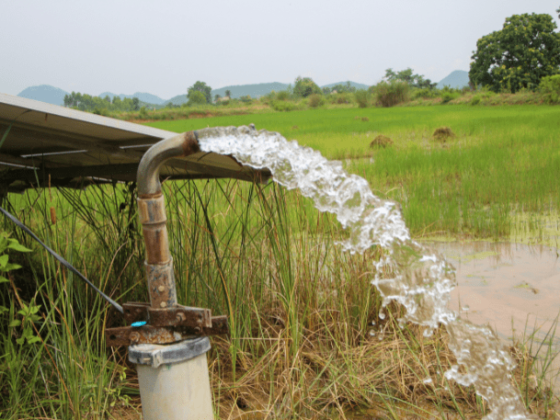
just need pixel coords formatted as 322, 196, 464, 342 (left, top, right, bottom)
0, 93, 270, 192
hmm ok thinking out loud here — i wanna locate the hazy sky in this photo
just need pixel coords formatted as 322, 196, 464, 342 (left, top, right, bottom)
1, 0, 559, 99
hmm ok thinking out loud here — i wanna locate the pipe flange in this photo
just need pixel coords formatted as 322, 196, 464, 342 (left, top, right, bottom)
129, 337, 211, 368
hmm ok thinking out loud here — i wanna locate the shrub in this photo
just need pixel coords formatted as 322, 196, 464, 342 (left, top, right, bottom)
470, 95, 482, 106
92, 107, 109, 116
187, 90, 207, 106
354, 90, 368, 108
441, 92, 459, 104
240, 95, 252, 103
293, 77, 322, 97
331, 92, 353, 104
139, 106, 148, 119
539, 75, 560, 103
375, 81, 410, 107
308, 93, 324, 108
276, 90, 290, 101
412, 88, 439, 100
271, 100, 297, 112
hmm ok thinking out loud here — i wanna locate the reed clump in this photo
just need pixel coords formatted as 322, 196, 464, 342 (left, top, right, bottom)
0, 180, 555, 419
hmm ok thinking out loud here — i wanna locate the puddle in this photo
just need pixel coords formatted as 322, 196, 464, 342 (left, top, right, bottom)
427, 240, 560, 388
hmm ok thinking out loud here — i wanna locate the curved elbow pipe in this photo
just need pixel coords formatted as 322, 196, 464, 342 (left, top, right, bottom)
136, 130, 199, 309
137, 131, 200, 197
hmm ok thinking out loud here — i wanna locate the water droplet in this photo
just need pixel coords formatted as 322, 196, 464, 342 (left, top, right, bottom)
371, 321, 376, 326
379, 312, 386, 320
369, 331, 375, 337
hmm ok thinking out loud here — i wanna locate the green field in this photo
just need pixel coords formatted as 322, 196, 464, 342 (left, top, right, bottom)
1, 104, 559, 419
147, 105, 560, 239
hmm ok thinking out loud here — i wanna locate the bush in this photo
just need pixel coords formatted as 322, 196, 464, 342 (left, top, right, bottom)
293, 77, 322, 97
271, 100, 297, 112
354, 90, 368, 108
539, 75, 560, 103
187, 90, 207, 106
470, 95, 482, 106
331, 92, 353, 104
308, 93, 324, 108
441, 92, 460, 104
375, 81, 410, 107
92, 107, 109, 116
139, 106, 148, 119
240, 95, 252, 103
412, 88, 439, 100
276, 90, 290, 101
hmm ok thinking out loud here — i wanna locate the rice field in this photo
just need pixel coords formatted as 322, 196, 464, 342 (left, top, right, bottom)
148, 105, 560, 239
1, 104, 559, 419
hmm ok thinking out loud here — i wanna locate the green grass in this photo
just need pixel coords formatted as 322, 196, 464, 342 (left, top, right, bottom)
147, 105, 560, 238
1, 104, 559, 418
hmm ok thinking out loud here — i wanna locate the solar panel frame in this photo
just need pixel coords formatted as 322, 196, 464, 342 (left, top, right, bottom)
0, 93, 270, 192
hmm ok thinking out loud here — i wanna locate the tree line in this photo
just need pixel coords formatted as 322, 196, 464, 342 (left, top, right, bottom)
63, 92, 141, 114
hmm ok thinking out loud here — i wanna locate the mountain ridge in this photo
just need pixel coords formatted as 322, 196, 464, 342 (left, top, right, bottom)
15, 71, 469, 106
436, 70, 469, 89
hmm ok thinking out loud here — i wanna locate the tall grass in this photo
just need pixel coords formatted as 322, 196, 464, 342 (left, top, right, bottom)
0, 175, 556, 418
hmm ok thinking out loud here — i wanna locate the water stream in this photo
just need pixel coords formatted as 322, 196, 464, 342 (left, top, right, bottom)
198, 125, 537, 420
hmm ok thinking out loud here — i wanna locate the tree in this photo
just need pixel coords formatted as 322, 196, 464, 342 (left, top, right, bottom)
293, 76, 321, 97
214, 94, 221, 102
187, 90, 207, 106
132, 97, 140, 111
384, 68, 436, 89
329, 82, 356, 93
187, 81, 212, 104
225, 90, 231, 98
469, 13, 560, 93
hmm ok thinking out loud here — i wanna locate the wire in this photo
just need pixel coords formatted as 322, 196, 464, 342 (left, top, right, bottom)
0, 205, 124, 314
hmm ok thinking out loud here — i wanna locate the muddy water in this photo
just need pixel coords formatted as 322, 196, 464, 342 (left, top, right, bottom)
429, 240, 560, 387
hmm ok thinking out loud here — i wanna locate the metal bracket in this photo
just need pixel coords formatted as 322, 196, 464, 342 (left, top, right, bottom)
105, 302, 229, 347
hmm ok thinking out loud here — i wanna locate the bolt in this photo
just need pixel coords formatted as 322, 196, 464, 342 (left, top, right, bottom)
194, 327, 201, 333
130, 332, 140, 342
176, 313, 186, 323
158, 285, 165, 292
160, 302, 167, 308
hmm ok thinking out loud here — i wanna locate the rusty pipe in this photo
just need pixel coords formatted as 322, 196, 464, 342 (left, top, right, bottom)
137, 131, 200, 309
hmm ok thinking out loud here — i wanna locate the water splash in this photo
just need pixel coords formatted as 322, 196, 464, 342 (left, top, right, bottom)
198, 125, 536, 420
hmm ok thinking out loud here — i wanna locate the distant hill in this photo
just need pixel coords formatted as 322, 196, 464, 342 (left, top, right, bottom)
211, 82, 289, 100
16, 80, 374, 108
17, 85, 68, 106
99, 92, 166, 105
322, 81, 369, 90
165, 94, 188, 106
437, 70, 469, 89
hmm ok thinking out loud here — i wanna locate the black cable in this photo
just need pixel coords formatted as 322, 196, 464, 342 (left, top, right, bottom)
0, 205, 124, 314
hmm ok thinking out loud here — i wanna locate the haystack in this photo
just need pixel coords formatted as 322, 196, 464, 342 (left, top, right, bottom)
433, 126, 456, 142
369, 135, 393, 148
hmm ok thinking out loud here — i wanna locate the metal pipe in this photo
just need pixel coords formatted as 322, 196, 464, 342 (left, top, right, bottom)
137, 131, 200, 308
135, 131, 215, 420
137, 131, 200, 197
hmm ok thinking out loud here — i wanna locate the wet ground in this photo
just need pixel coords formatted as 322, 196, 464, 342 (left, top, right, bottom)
427, 240, 560, 388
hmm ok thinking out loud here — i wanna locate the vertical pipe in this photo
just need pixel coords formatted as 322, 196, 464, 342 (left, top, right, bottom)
134, 131, 215, 419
